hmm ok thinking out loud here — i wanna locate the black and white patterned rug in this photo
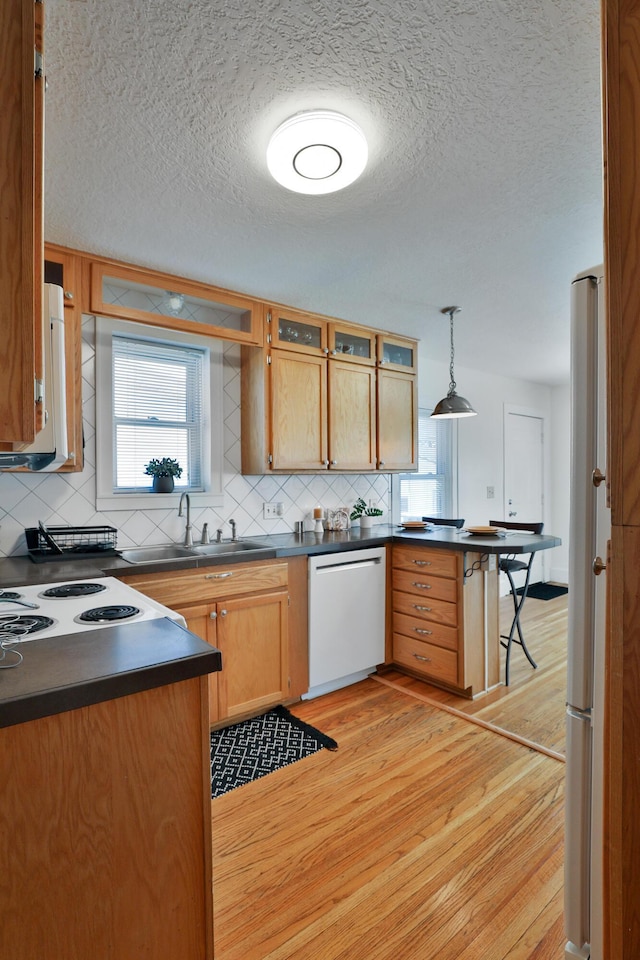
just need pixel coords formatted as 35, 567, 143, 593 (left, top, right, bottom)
210, 705, 338, 799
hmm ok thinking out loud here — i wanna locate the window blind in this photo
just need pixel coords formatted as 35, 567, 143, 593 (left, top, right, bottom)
112, 335, 205, 491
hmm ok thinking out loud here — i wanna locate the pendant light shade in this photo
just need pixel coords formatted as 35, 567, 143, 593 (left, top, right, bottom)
431, 306, 477, 419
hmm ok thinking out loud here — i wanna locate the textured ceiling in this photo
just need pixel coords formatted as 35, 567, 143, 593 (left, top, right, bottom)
44, 0, 602, 386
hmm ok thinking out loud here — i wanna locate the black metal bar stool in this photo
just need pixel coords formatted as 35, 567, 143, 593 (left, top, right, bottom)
421, 517, 465, 528
490, 520, 544, 686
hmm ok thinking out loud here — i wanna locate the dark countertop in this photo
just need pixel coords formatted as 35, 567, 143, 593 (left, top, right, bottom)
0, 524, 560, 728
0, 524, 561, 587
0, 617, 221, 728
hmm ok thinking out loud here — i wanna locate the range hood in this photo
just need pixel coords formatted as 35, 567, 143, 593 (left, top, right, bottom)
0, 284, 69, 471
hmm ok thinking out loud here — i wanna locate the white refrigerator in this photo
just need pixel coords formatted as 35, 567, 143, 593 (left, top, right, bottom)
565, 266, 609, 960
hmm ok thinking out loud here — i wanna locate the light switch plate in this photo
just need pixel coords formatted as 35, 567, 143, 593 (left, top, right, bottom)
263, 502, 283, 518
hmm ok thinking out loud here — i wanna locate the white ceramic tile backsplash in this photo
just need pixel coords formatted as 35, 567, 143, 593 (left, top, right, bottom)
0, 319, 391, 557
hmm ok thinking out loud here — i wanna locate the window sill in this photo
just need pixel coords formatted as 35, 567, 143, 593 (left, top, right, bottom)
96, 491, 224, 511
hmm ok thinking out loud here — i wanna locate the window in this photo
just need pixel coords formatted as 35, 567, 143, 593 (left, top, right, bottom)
392, 409, 454, 522
112, 336, 204, 491
96, 318, 223, 510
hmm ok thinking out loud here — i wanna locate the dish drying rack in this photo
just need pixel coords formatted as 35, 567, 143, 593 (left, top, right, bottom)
24, 525, 118, 563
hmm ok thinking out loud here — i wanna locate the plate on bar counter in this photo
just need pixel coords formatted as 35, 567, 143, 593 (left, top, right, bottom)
464, 525, 505, 536
398, 521, 430, 530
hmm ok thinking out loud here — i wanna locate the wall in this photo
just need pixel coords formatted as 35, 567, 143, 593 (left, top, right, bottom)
0, 319, 390, 558
0, 320, 569, 572
418, 351, 569, 588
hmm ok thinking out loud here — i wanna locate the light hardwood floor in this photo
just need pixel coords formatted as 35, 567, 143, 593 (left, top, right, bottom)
379, 592, 569, 757
212, 671, 565, 959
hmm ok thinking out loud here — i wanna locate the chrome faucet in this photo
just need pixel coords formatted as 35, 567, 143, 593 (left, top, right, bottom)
178, 492, 192, 547
215, 527, 223, 543
200, 522, 210, 544
229, 518, 237, 542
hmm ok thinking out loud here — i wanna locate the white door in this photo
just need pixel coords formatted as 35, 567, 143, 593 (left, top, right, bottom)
503, 406, 545, 586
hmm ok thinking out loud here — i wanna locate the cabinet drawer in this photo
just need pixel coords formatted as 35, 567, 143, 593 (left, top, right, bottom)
393, 612, 458, 651
392, 633, 458, 685
392, 568, 457, 603
393, 589, 458, 627
393, 545, 458, 578
120, 561, 288, 606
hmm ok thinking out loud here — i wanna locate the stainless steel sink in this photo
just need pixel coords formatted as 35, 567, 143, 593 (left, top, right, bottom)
120, 540, 269, 564
120, 544, 198, 564
189, 540, 268, 556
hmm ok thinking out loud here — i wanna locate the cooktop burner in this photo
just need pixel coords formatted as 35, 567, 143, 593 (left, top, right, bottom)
0, 615, 55, 636
40, 582, 108, 599
76, 604, 141, 624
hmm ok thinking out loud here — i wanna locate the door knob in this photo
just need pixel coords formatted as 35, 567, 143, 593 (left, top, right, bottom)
592, 468, 606, 487
593, 556, 607, 576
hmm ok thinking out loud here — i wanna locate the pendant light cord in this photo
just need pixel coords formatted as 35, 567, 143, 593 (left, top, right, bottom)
448, 309, 457, 396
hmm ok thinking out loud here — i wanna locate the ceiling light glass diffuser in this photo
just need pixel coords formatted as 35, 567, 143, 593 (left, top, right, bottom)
164, 291, 185, 315
431, 306, 478, 419
267, 111, 368, 195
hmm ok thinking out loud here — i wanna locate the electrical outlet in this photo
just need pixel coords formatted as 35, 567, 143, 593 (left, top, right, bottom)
486, 486, 495, 499
263, 502, 283, 519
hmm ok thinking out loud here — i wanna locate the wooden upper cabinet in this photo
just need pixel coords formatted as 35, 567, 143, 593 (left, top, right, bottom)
328, 361, 377, 471
0, 0, 44, 443
270, 350, 328, 471
267, 305, 328, 356
328, 321, 376, 365
90, 260, 264, 345
377, 333, 417, 373
377, 368, 417, 471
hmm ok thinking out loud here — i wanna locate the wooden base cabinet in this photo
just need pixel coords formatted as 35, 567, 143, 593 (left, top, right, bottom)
390, 544, 498, 697
175, 591, 289, 722
119, 561, 292, 724
0, 677, 214, 960
215, 591, 289, 719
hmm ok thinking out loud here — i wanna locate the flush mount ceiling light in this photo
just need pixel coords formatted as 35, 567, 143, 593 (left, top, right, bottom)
431, 306, 478, 419
266, 110, 368, 195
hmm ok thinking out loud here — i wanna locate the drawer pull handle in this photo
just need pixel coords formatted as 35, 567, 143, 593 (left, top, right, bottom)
413, 560, 432, 566
413, 604, 432, 612
413, 654, 432, 662
414, 627, 432, 635
412, 582, 432, 590
205, 571, 233, 580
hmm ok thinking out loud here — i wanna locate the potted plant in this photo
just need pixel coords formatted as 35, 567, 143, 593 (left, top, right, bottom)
350, 497, 383, 529
144, 457, 183, 493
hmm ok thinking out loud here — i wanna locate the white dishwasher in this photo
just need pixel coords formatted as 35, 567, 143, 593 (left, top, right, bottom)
302, 547, 386, 700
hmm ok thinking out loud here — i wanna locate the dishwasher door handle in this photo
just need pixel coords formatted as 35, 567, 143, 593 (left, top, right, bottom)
314, 557, 382, 573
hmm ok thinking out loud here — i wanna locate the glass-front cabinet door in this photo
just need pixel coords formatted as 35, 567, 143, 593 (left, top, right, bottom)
91, 262, 263, 345
268, 307, 328, 356
377, 334, 417, 373
328, 322, 376, 365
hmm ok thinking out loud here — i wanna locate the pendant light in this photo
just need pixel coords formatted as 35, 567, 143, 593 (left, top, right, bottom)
431, 306, 477, 419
